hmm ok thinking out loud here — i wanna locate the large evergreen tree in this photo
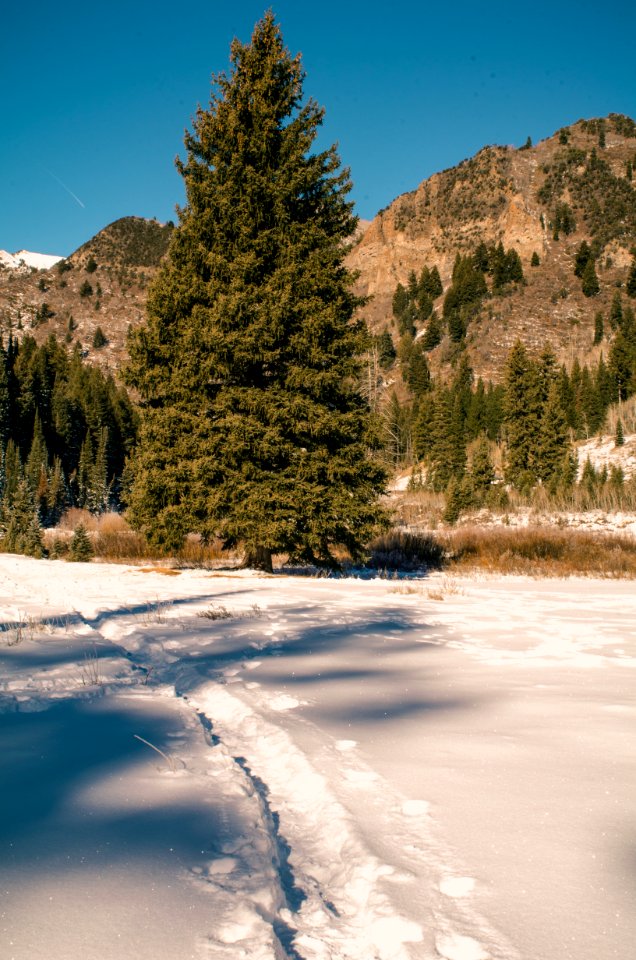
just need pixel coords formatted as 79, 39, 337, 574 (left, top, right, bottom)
503, 341, 542, 489
125, 14, 386, 569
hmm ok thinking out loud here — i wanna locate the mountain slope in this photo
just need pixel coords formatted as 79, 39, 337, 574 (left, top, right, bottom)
346, 113, 636, 380
0, 217, 173, 369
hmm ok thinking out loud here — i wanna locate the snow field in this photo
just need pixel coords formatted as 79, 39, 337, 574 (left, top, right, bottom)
2, 556, 635, 960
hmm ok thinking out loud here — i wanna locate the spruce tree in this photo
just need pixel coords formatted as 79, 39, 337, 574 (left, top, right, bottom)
593, 311, 604, 345
627, 258, 636, 298
68, 522, 94, 562
609, 292, 623, 331
503, 341, 542, 489
615, 418, 625, 447
536, 382, 573, 491
375, 330, 396, 369
608, 331, 634, 401
470, 435, 495, 493
581, 258, 600, 297
125, 14, 386, 569
0, 343, 9, 447
405, 341, 431, 396
574, 241, 592, 278
422, 311, 443, 351
1, 478, 44, 558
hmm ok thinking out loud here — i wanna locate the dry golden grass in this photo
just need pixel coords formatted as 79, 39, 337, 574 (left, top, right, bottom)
49, 510, 636, 577
440, 525, 636, 578
53, 511, 238, 566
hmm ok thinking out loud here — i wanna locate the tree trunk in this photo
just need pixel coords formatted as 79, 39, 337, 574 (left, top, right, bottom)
245, 545, 273, 573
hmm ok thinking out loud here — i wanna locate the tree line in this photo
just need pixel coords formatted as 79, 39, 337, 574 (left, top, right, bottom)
0, 334, 138, 554
377, 328, 636, 519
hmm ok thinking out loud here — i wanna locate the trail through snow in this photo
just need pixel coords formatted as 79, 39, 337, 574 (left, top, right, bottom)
1, 557, 634, 960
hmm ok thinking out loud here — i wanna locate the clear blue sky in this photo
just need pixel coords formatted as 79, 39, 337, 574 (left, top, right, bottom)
1, 0, 634, 255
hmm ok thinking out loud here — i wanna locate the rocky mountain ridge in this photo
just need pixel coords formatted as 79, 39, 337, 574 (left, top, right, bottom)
346, 113, 636, 381
1, 114, 635, 383
0, 217, 173, 370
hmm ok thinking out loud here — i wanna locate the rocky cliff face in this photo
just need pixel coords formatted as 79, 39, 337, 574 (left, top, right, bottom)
346, 114, 636, 380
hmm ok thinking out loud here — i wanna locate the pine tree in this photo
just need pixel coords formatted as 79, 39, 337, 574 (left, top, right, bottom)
125, 14, 386, 569
422, 310, 443, 351
92, 326, 108, 348
530, 251, 540, 268
536, 382, 572, 490
26, 415, 49, 496
405, 341, 431, 396
581, 258, 600, 297
77, 431, 94, 509
609, 292, 623, 331
375, 330, 396, 369
68, 522, 94, 562
382, 391, 411, 466
419, 264, 443, 299
0, 342, 9, 447
504, 248, 525, 285
470, 435, 495, 493
608, 331, 634, 401
426, 390, 465, 491
443, 255, 487, 341
2, 439, 22, 505
503, 341, 542, 490
615, 418, 625, 447
593, 311, 604, 345
1, 478, 45, 558
574, 241, 592, 278
627, 258, 636, 298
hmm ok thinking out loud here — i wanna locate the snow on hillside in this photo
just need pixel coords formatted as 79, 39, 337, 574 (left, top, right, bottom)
1, 557, 634, 960
0, 249, 64, 271
577, 432, 636, 480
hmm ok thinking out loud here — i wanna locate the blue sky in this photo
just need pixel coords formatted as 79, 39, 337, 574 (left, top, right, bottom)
1, 1, 634, 255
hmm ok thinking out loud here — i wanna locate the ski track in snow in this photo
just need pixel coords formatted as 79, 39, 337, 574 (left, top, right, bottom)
1, 557, 635, 959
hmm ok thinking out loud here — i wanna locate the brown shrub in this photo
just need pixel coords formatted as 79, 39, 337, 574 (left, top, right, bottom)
441, 525, 636, 577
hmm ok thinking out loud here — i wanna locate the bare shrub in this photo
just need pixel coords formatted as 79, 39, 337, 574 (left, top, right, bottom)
199, 603, 233, 620
58, 508, 99, 532
199, 603, 262, 620
367, 530, 446, 572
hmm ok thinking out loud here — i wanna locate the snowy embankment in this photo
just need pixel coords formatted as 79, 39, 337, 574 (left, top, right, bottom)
1, 557, 634, 960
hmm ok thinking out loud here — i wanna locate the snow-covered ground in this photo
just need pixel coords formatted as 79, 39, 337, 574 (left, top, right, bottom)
1, 557, 634, 960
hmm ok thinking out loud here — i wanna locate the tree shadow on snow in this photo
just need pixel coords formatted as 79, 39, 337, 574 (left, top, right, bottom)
175, 601, 492, 728
0, 695, 243, 880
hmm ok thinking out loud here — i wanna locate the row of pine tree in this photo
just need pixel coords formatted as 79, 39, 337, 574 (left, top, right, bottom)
0, 334, 138, 553
379, 329, 636, 508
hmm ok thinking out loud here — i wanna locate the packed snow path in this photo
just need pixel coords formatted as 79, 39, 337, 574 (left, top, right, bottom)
0, 557, 634, 960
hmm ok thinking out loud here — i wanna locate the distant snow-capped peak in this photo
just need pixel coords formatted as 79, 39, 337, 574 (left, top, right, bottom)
0, 249, 64, 271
